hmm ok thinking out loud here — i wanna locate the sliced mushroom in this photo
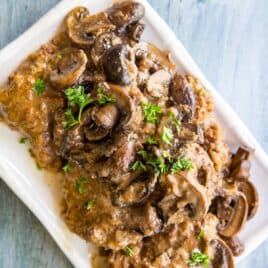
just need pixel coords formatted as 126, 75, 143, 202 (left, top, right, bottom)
230, 146, 251, 181
67, 9, 115, 47
126, 22, 145, 42
216, 193, 248, 237
107, 1, 145, 32
158, 174, 208, 221
209, 239, 234, 268
146, 69, 172, 98
91, 32, 122, 66
178, 123, 204, 144
50, 48, 88, 88
237, 180, 259, 219
112, 168, 157, 207
102, 44, 136, 85
170, 73, 196, 122
221, 236, 244, 256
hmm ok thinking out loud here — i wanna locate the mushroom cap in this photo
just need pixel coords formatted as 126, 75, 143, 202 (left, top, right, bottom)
217, 193, 248, 237
50, 48, 88, 88
237, 180, 259, 220
108, 1, 145, 32
209, 239, 235, 268
170, 73, 196, 122
67, 9, 115, 47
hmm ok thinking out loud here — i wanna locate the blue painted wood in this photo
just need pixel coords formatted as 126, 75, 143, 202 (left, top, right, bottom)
1, 0, 268, 267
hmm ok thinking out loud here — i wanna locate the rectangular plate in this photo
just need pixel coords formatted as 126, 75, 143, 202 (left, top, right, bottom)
1, 0, 268, 267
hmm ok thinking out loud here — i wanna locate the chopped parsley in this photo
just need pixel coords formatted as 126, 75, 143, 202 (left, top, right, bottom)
75, 177, 88, 194
146, 137, 158, 145
19, 137, 28, 144
62, 163, 71, 173
63, 108, 79, 129
63, 86, 93, 128
97, 88, 116, 105
198, 229, 205, 240
168, 111, 181, 129
33, 79, 46, 96
188, 251, 210, 267
131, 161, 147, 172
161, 126, 173, 144
124, 246, 134, 257
85, 200, 94, 210
171, 157, 194, 173
137, 150, 148, 160
142, 103, 162, 124
147, 157, 168, 175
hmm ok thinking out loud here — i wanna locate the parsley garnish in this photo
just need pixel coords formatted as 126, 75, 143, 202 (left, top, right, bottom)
161, 126, 173, 144
188, 251, 210, 267
131, 161, 147, 171
33, 79, 46, 96
62, 163, 71, 173
19, 137, 28, 144
97, 88, 116, 105
137, 150, 148, 160
75, 177, 88, 194
146, 137, 158, 145
168, 111, 181, 129
171, 157, 194, 173
147, 157, 168, 175
63, 108, 79, 129
85, 200, 94, 210
142, 103, 162, 124
198, 229, 205, 240
64, 86, 93, 122
124, 246, 134, 257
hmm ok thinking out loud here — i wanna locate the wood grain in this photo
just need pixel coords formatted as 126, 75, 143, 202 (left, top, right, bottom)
1, 0, 268, 267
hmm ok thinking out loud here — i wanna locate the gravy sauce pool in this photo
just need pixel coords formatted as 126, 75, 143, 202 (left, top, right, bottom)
0, 1, 259, 267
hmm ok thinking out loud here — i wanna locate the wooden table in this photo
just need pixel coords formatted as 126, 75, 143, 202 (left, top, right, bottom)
0, 0, 268, 267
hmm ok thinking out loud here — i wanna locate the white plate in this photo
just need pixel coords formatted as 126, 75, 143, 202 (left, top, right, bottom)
0, 0, 268, 267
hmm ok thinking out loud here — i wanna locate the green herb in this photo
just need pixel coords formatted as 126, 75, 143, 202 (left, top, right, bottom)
161, 126, 173, 144
19, 137, 28, 144
75, 177, 88, 194
85, 200, 94, 210
124, 246, 134, 257
63, 108, 79, 128
97, 88, 116, 105
142, 103, 162, 124
147, 157, 168, 175
168, 111, 181, 129
64, 85, 93, 122
62, 163, 71, 173
33, 79, 46, 96
188, 251, 210, 267
146, 137, 158, 145
171, 157, 194, 173
198, 229, 205, 240
131, 161, 147, 172
138, 150, 148, 160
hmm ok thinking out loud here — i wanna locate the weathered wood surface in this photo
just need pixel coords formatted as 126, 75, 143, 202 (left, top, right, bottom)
1, 0, 268, 267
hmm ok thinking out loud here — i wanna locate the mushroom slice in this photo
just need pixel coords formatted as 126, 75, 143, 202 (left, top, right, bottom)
178, 123, 204, 144
102, 44, 136, 85
221, 236, 244, 256
91, 32, 122, 66
237, 180, 259, 219
126, 22, 145, 42
85, 104, 119, 141
217, 193, 248, 237
209, 239, 234, 268
170, 73, 196, 122
107, 1, 145, 32
230, 146, 251, 181
67, 9, 115, 47
113, 168, 157, 207
146, 69, 172, 98
50, 48, 88, 88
